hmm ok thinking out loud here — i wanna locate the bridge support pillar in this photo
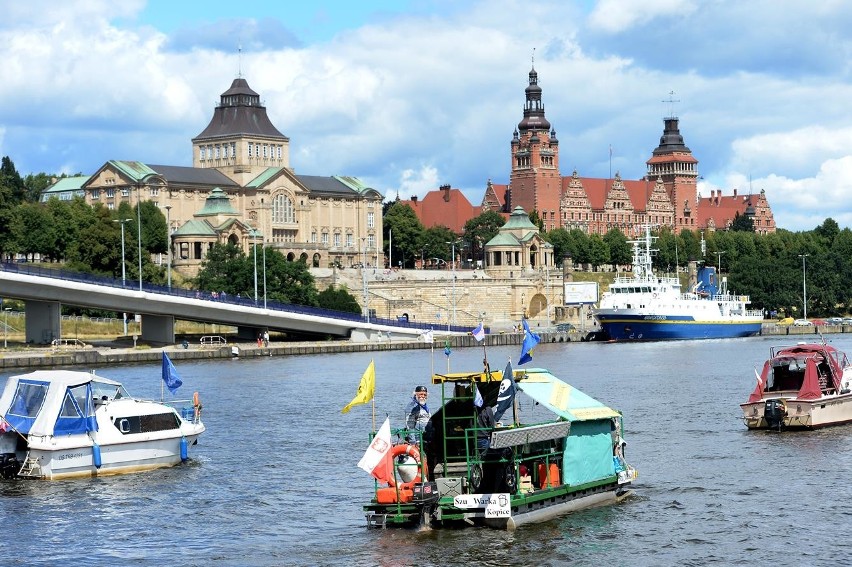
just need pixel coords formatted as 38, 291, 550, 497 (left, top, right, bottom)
141, 314, 175, 345
25, 300, 62, 345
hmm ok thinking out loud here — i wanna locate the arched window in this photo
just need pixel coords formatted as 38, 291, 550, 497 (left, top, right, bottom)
272, 194, 295, 223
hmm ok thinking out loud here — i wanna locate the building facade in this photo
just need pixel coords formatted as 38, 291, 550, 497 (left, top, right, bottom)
484, 66, 776, 236
68, 77, 383, 276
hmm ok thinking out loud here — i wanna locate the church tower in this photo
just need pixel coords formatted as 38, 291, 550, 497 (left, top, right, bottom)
645, 115, 699, 233
192, 78, 290, 186
508, 65, 562, 231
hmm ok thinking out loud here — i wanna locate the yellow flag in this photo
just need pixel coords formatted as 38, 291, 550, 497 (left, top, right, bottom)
341, 360, 375, 413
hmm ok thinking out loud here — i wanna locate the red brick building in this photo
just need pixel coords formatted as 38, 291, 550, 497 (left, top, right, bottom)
484, 66, 776, 236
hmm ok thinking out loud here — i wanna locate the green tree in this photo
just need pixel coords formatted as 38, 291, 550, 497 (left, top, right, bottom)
603, 229, 631, 266
418, 226, 455, 266
317, 285, 362, 314
729, 211, 754, 232
384, 202, 425, 269
528, 209, 545, 232
585, 234, 609, 270
463, 210, 505, 264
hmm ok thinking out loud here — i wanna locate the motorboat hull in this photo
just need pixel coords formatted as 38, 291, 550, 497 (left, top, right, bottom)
23, 432, 203, 480
741, 392, 852, 430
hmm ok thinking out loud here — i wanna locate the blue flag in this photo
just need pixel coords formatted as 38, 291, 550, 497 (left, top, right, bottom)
494, 360, 516, 422
444, 340, 451, 357
518, 319, 540, 365
161, 352, 183, 394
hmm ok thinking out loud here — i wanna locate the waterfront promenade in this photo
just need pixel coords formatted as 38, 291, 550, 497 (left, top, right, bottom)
0, 322, 834, 371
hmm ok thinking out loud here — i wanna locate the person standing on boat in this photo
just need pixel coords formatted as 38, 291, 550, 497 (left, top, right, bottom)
405, 386, 431, 444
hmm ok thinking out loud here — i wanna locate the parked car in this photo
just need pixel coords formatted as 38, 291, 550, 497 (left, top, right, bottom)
793, 319, 814, 326
826, 317, 843, 325
843, 317, 852, 326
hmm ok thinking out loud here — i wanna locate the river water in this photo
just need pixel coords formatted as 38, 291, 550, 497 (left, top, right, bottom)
2, 335, 852, 566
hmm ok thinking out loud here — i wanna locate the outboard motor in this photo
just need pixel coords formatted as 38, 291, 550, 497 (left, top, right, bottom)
0, 454, 21, 479
764, 399, 787, 430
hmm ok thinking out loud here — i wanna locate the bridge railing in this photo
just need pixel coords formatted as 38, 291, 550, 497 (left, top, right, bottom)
0, 261, 477, 333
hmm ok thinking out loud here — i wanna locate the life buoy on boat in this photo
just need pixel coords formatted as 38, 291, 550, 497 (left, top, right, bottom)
386, 443, 423, 487
375, 444, 426, 505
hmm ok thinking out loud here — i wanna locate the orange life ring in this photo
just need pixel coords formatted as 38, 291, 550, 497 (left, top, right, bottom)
386, 443, 423, 487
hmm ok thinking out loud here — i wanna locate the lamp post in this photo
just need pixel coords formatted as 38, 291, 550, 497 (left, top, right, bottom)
715, 251, 726, 274
262, 239, 267, 309
113, 219, 131, 286
251, 229, 259, 304
136, 185, 143, 291
799, 254, 809, 320
446, 239, 461, 328
362, 237, 369, 323
165, 205, 172, 289
4, 307, 10, 348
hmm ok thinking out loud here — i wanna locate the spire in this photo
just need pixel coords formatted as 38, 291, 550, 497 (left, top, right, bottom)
517, 59, 550, 133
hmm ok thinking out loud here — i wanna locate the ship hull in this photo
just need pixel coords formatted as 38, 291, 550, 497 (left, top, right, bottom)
596, 313, 762, 341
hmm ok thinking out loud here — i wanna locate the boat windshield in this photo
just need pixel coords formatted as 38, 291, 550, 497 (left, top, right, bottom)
90, 381, 128, 401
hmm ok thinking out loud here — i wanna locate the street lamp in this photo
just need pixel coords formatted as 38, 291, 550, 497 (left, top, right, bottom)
136, 185, 143, 291
165, 205, 172, 289
362, 237, 369, 324
251, 229, 260, 304
262, 239, 267, 309
3, 307, 10, 348
446, 239, 461, 328
799, 254, 809, 320
714, 251, 726, 274
113, 218, 131, 286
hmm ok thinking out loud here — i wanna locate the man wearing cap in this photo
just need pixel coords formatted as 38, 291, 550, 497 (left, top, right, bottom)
405, 386, 431, 444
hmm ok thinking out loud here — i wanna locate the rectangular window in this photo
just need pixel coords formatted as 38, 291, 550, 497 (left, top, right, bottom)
311, 231, 317, 243
367, 212, 375, 228
277, 146, 282, 159
321, 232, 329, 245
367, 234, 375, 249
120, 188, 129, 197
91, 189, 100, 199
199, 147, 204, 160
231, 143, 236, 158
346, 234, 353, 247
248, 142, 253, 157
263, 144, 268, 158
333, 233, 341, 247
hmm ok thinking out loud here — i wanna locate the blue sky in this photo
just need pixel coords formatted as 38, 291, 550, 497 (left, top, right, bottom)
2, 0, 852, 232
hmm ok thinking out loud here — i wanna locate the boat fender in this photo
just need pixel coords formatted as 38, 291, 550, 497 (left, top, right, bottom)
180, 437, 188, 461
92, 443, 102, 469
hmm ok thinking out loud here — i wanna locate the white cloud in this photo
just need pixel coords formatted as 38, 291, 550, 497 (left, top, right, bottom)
587, 0, 697, 33
385, 165, 441, 201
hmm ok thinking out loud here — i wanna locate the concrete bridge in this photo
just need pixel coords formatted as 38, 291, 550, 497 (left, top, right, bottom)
0, 263, 468, 345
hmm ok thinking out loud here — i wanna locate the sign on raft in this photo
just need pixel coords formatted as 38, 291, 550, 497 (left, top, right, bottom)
453, 493, 511, 518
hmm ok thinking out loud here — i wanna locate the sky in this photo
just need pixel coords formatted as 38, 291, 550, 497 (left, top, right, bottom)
2, 0, 852, 232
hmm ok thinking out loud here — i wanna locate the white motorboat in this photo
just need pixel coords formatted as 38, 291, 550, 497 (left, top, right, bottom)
741, 340, 852, 430
0, 356, 204, 479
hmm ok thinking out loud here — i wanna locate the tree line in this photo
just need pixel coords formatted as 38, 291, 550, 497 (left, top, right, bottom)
383, 199, 850, 319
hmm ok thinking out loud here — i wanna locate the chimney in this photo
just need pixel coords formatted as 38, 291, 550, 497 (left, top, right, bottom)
411, 195, 418, 203
733, 188, 737, 197
440, 184, 451, 202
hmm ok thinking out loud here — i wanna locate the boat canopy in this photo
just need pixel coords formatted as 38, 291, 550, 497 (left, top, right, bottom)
514, 368, 621, 422
0, 371, 120, 436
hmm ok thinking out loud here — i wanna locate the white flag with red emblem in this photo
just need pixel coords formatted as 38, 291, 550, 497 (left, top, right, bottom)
357, 417, 394, 484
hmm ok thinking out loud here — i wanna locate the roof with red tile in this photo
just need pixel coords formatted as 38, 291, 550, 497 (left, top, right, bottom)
697, 191, 756, 229
400, 186, 478, 233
